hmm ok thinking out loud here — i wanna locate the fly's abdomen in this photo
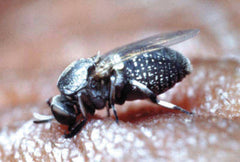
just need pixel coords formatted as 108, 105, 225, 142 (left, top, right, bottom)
123, 47, 192, 94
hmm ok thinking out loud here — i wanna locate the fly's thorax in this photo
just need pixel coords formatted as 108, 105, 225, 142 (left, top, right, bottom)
111, 54, 125, 70
94, 54, 125, 78
57, 58, 96, 95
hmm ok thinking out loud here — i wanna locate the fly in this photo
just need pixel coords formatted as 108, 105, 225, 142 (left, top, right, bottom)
34, 29, 199, 138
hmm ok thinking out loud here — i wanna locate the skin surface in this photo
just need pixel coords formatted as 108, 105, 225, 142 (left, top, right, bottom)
0, 1, 240, 161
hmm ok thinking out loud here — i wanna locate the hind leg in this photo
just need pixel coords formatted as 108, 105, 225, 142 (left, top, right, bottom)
129, 80, 193, 114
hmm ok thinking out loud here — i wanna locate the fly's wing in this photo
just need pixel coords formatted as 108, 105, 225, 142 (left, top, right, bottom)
95, 29, 199, 77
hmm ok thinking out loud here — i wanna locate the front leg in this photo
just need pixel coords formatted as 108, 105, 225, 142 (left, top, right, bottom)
64, 119, 87, 138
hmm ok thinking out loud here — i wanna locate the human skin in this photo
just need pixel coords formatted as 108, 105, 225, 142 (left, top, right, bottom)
0, 1, 240, 161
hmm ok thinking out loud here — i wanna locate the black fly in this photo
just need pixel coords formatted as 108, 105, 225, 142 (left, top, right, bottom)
34, 29, 199, 138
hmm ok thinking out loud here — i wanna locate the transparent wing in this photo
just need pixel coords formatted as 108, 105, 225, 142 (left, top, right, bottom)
95, 29, 199, 77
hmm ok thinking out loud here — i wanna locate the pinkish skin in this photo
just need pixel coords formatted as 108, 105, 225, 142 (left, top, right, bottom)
0, 1, 240, 161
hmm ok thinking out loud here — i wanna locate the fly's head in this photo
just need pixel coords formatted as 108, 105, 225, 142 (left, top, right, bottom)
48, 95, 78, 126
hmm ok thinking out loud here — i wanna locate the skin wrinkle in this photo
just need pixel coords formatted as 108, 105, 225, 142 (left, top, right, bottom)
0, 0, 240, 161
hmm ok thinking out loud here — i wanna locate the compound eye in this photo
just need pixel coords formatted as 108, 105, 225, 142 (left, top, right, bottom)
50, 95, 76, 126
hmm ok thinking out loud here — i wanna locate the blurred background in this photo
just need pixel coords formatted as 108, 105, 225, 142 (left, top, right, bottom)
0, 0, 240, 161
0, 0, 239, 108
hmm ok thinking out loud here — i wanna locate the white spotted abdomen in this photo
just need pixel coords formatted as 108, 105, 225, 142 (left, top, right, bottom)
123, 47, 192, 94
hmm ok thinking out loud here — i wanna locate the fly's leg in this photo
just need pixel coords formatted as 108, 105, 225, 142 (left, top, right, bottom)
129, 80, 193, 115
157, 100, 193, 115
109, 75, 119, 124
64, 119, 87, 138
64, 92, 88, 138
108, 70, 127, 123
106, 101, 111, 117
